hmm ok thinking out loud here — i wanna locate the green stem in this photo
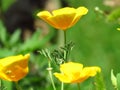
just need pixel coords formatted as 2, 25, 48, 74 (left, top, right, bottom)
64, 31, 67, 46
15, 82, 22, 90
60, 31, 67, 90
64, 31, 68, 62
61, 82, 64, 90
0, 80, 2, 89
0, 80, 4, 90
48, 61, 56, 90
77, 83, 80, 90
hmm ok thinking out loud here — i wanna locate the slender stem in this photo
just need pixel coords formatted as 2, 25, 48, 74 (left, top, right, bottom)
0, 80, 3, 90
0, 0, 3, 20
60, 31, 67, 90
64, 31, 67, 46
61, 82, 64, 90
77, 83, 80, 90
0, 80, 2, 89
15, 82, 22, 90
48, 61, 56, 90
64, 31, 68, 62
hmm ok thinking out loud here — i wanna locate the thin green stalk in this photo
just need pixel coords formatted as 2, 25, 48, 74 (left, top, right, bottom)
61, 82, 64, 90
0, 80, 2, 89
77, 83, 80, 90
15, 82, 22, 90
61, 31, 67, 90
64, 31, 68, 62
64, 31, 67, 46
0, 80, 4, 90
48, 61, 56, 90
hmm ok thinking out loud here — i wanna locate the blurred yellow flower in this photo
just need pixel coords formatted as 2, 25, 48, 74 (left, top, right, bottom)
37, 7, 88, 30
0, 54, 30, 81
54, 62, 101, 83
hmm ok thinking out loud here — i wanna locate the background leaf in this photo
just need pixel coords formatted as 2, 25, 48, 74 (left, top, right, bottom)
117, 73, 120, 90
9, 29, 21, 46
94, 73, 106, 90
0, 21, 7, 46
107, 8, 120, 22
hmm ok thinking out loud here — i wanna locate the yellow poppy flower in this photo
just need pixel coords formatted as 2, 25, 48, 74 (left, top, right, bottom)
0, 54, 30, 81
37, 7, 88, 30
54, 62, 101, 83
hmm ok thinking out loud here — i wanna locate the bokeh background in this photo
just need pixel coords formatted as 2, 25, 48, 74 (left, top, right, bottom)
0, 0, 120, 90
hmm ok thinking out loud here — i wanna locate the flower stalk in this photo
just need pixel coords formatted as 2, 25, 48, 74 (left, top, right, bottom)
15, 82, 22, 90
64, 31, 68, 62
77, 83, 80, 90
47, 61, 56, 90
61, 30, 67, 90
61, 82, 64, 90
64, 31, 67, 46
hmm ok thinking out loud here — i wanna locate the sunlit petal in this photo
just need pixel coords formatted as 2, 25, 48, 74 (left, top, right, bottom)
37, 6, 88, 30
0, 54, 30, 81
54, 62, 101, 83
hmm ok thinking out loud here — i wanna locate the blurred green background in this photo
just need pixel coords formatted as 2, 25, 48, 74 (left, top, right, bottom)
0, 0, 120, 90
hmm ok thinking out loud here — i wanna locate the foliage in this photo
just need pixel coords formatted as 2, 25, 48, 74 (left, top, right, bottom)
39, 41, 74, 65
94, 73, 106, 90
107, 8, 120, 22
117, 73, 120, 90
0, 21, 54, 57
0, 0, 120, 90
0, 20, 54, 90
1, 0, 15, 12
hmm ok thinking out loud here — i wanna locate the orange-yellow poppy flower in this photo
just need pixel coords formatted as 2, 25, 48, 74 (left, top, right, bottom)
54, 62, 101, 83
0, 54, 30, 81
37, 7, 88, 30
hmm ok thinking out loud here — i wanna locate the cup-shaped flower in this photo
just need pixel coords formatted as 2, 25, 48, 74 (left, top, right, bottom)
54, 62, 101, 83
0, 54, 30, 81
37, 7, 88, 30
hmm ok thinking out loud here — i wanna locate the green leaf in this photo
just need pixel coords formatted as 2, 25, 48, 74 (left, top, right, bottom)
0, 48, 15, 57
0, 21, 7, 45
94, 73, 106, 90
3, 80, 12, 90
2, 0, 15, 11
107, 8, 120, 22
19, 30, 42, 52
0, 80, 7, 90
117, 73, 120, 90
9, 29, 21, 46
19, 28, 54, 53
